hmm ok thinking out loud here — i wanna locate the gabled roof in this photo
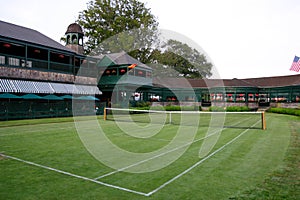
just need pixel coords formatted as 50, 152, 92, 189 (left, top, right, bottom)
153, 74, 300, 89
0, 20, 75, 53
153, 77, 256, 89
243, 74, 300, 87
102, 51, 152, 70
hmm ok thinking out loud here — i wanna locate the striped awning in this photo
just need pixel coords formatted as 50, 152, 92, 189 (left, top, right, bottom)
0, 79, 17, 93
0, 79, 102, 95
11, 79, 40, 93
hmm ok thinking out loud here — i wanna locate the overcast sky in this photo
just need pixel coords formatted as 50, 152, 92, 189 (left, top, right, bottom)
1, 0, 300, 79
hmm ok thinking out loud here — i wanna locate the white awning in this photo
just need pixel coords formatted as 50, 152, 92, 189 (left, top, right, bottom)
11, 79, 39, 93
50, 83, 66, 94
33, 82, 54, 94
0, 79, 16, 93
0, 78, 102, 95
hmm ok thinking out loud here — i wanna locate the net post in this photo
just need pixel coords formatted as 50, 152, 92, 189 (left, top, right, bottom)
261, 112, 266, 130
169, 111, 172, 124
103, 107, 107, 121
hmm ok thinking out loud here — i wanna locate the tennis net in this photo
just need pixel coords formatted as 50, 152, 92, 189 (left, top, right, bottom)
104, 107, 266, 130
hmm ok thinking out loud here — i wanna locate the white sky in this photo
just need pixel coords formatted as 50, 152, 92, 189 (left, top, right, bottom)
1, 0, 300, 79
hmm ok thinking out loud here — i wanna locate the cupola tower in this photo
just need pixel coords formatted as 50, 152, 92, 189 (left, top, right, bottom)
65, 23, 84, 54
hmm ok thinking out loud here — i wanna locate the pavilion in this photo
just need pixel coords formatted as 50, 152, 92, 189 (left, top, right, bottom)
0, 20, 299, 120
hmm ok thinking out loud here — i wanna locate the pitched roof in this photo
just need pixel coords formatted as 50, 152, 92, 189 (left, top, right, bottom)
153, 78, 256, 88
243, 74, 300, 87
0, 20, 75, 53
105, 51, 152, 70
153, 74, 300, 89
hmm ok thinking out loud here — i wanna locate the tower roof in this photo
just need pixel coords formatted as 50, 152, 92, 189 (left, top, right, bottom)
65, 23, 83, 35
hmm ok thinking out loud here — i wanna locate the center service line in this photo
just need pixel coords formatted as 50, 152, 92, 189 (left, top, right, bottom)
94, 117, 251, 180
146, 120, 261, 196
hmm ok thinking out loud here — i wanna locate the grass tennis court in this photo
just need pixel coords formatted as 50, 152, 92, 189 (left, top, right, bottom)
0, 113, 299, 199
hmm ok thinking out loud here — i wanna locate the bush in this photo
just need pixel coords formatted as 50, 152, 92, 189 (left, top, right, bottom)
165, 105, 181, 111
136, 101, 151, 108
131, 103, 201, 112
268, 108, 300, 117
209, 106, 226, 112
226, 106, 250, 112
209, 106, 250, 112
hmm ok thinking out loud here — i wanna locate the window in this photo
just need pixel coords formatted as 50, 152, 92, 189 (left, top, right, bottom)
50, 52, 70, 64
226, 94, 234, 102
103, 69, 111, 76
135, 69, 146, 77
0, 56, 5, 65
74, 57, 81, 67
236, 94, 245, 102
146, 71, 152, 78
8, 57, 20, 66
78, 38, 83, 46
111, 69, 117, 75
66, 35, 71, 44
21, 60, 32, 68
166, 96, 177, 102
119, 68, 127, 75
0, 42, 25, 57
27, 46, 48, 60
128, 69, 134, 76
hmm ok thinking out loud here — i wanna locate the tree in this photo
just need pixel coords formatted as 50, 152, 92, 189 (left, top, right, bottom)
77, 0, 158, 55
148, 40, 212, 78
76, 0, 213, 78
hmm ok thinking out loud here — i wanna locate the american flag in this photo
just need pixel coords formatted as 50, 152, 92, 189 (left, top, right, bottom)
290, 56, 300, 72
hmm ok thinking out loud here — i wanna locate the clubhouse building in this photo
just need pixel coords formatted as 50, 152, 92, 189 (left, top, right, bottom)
0, 20, 299, 120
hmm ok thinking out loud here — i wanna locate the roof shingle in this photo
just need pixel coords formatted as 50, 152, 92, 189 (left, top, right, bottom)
0, 20, 74, 53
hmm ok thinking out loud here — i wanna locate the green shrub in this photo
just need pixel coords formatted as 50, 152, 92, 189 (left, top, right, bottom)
209, 106, 226, 112
149, 106, 165, 111
209, 106, 250, 112
136, 101, 151, 108
165, 105, 181, 111
268, 107, 300, 117
131, 104, 201, 112
226, 106, 250, 112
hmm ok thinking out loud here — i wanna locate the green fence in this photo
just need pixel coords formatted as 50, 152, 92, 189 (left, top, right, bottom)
0, 100, 105, 120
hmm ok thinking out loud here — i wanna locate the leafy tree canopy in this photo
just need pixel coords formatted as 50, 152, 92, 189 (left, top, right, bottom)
75, 0, 213, 78
78, 0, 158, 55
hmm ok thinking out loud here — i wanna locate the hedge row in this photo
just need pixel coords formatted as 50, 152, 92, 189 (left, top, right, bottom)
209, 106, 251, 112
132, 105, 253, 112
132, 105, 201, 111
267, 107, 300, 117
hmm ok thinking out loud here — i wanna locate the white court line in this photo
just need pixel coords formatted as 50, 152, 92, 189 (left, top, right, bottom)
146, 120, 261, 196
0, 117, 260, 197
94, 117, 252, 180
0, 153, 148, 197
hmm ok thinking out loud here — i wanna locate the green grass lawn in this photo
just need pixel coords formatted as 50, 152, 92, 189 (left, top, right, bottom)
0, 113, 299, 199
